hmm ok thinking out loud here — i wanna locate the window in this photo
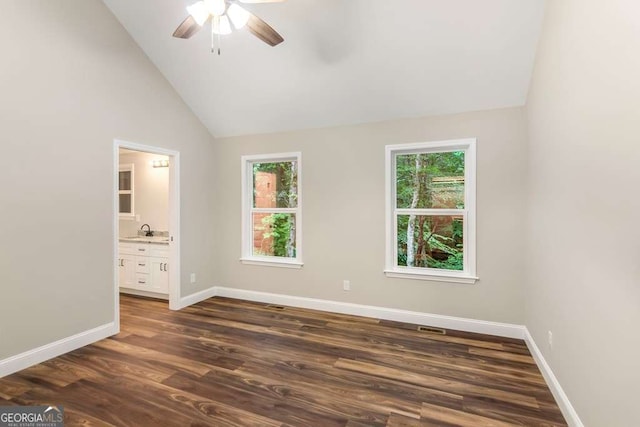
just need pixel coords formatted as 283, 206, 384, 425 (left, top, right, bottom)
385, 139, 477, 283
119, 163, 135, 218
241, 152, 302, 268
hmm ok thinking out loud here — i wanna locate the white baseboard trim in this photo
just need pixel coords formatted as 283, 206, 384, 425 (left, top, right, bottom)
524, 329, 583, 427
214, 287, 526, 339
0, 322, 117, 378
174, 285, 217, 310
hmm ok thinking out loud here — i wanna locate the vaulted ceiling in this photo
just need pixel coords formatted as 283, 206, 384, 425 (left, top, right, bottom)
103, 0, 545, 137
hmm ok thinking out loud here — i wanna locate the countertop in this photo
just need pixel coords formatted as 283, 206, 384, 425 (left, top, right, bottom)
119, 236, 169, 245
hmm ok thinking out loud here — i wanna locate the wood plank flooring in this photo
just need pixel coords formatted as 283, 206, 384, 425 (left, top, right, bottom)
0, 295, 567, 426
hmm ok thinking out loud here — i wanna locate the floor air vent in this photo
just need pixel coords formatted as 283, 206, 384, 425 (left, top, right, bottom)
417, 326, 446, 335
266, 304, 286, 310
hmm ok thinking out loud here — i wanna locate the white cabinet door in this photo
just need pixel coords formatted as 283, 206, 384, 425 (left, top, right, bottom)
118, 255, 136, 288
149, 257, 169, 293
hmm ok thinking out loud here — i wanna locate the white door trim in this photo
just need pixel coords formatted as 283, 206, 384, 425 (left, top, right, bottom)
113, 140, 182, 329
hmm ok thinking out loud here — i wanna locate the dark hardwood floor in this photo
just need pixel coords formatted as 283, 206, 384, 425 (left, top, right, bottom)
0, 295, 567, 426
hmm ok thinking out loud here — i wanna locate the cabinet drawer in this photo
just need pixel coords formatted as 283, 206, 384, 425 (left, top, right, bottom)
133, 244, 150, 255
135, 274, 150, 288
119, 243, 136, 255
150, 245, 169, 258
135, 258, 150, 273
120, 243, 150, 255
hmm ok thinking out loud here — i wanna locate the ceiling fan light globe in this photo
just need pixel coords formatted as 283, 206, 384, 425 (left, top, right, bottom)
205, 0, 226, 16
227, 4, 250, 29
186, 1, 209, 26
212, 15, 232, 35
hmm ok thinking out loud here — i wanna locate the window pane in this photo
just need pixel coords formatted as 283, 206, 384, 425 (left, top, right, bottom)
253, 161, 298, 208
397, 215, 463, 271
119, 171, 131, 191
396, 151, 465, 209
119, 194, 131, 214
252, 213, 296, 258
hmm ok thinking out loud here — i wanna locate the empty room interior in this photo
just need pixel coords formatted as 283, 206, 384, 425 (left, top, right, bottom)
1, 0, 638, 426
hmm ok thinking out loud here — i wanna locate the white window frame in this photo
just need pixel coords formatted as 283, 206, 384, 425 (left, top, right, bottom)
384, 139, 478, 284
118, 163, 135, 219
241, 152, 303, 269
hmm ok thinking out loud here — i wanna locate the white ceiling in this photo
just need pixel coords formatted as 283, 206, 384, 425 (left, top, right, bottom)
103, 0, 545, 138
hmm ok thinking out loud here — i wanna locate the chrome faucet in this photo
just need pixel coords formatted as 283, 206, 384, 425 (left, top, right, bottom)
141, 224, 153, 237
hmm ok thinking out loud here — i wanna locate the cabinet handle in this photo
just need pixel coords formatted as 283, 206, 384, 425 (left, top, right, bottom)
160, 263, 164, 272
164, 263, 167, 271
138, 263, 145, 267
138, 249, 145, 252
138, 280, 145, 284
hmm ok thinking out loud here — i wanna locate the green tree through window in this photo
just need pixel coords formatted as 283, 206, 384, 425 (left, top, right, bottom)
241, 153, 302, 268
395, 151, 465, 271
248, 158, 299, 260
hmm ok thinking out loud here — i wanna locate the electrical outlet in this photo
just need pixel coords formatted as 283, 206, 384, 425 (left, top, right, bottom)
190, 273, 196, 284
343, 280, 350, 291
548, 331, 553, 349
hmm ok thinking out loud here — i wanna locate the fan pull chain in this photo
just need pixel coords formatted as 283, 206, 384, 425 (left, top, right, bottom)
210, 24, 221, 55
210, 24, 214, 53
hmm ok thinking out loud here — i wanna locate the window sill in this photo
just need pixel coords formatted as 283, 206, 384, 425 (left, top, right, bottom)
384, 269, 478, 284
240, 258, 303, 269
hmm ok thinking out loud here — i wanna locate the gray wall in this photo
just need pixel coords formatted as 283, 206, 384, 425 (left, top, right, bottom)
525, 0, 640, 425
214, 107, 528, 324
0, 0, 216, 359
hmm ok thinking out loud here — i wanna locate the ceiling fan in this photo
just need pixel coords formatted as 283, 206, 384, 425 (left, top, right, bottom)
173, 0, 285, 52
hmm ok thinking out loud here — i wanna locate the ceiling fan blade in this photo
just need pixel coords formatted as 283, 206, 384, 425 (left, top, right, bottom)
173, 15, 202, 39
246, 13, 284, 46
239, 0, 285, 3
